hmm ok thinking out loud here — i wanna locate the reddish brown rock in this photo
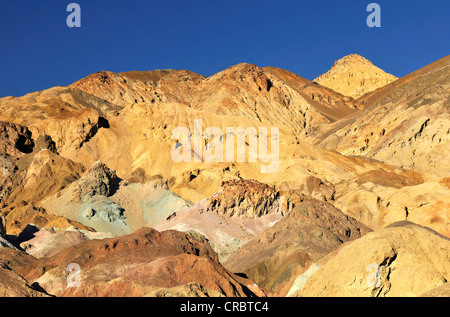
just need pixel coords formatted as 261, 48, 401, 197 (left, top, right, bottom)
18, 227, 267, 297
0, 262, 50, 297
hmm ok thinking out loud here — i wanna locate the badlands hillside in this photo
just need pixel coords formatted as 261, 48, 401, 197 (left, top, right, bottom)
0, 54, 449, 297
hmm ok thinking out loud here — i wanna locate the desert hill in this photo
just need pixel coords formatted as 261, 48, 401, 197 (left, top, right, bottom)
314, 54, 398, 98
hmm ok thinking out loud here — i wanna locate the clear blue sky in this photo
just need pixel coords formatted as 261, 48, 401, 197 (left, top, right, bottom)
1, 0, 449, 97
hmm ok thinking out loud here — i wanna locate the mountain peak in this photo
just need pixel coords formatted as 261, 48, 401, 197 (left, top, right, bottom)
315, 54, 397, 98
332, 54, 373, 67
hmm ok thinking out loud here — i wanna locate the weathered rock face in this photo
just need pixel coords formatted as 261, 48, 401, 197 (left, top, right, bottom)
2, 204, 95, 237
70, 69, 193, 108
155, 179, 292, 262
0, 121, 34, 157
334, 179, 450, 237
0, 214, 5, 237
0, 144, 89, 235
298, 222, 450, 297
0, 87, 119, 157
0, 238, 48, 296
18, 227, 267, 297
0, 262, 50, 297
41, 161, 127, 234
0, 149, 85, 207
69, 62, 358, 145
0, 122, 33, 208
314, 54, 398, 99
71, 161, 122, 202
224, 199, 371, 295
206, 179, 284, 218
32, 108, 107, 154
0, 59, 422, 209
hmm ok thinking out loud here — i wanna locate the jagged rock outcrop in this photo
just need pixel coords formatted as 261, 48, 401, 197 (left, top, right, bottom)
206, 179, 284, 218
39, 162, 128, 235
0, 121, 34, 157
156, 179, 292, 261
71, 161, 122, 202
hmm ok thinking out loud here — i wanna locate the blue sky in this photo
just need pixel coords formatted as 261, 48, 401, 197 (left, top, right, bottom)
0, 0, 449, 97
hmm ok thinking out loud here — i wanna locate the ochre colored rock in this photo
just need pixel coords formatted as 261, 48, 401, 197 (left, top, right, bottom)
314, 54, 398, 99
299, 222, 450, 297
